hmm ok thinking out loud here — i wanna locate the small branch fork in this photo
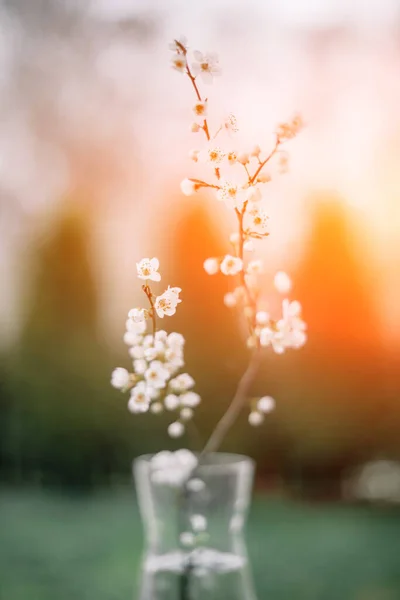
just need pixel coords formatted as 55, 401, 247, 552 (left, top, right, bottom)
142, 284, 156, 335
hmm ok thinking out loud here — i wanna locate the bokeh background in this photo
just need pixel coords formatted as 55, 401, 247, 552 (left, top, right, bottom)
1, 0, 400, 598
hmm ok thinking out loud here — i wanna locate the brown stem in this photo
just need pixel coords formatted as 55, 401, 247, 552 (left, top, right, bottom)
200, 348, 262, 455
190, 178, 220, 190
250, 136, 280, 184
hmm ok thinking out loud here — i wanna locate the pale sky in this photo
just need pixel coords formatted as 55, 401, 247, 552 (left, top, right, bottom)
1, 0, 400, 345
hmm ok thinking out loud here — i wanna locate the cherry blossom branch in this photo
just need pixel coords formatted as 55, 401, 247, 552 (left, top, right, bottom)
200, 347, 262, 455
176, 40, 211, 142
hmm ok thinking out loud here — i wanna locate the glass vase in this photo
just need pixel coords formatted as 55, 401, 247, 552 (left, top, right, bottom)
134, 452, 257, 600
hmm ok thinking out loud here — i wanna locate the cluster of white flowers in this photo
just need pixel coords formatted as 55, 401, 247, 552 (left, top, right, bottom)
258, 298, 307, 354
150, 449, 199, 486
111, 258, 201, 437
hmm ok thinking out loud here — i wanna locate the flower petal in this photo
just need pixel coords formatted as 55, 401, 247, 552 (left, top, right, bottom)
150, 257, 159, 270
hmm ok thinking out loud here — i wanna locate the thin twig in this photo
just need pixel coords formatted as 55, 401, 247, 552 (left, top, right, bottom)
249, 136, 280, 184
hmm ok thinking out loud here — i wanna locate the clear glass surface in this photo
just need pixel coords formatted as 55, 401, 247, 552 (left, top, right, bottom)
134, 452, 257, 600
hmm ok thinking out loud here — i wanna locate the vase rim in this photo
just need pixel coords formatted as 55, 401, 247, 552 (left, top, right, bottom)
133, 451, 254, 471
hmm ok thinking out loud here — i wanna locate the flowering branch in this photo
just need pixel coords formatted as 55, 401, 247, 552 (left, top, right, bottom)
110, 36, 307, 449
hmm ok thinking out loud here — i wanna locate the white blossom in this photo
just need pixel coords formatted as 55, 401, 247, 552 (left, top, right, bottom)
164, 394, 180, 411
187, 478, 205, 492
150, 449, 197, 486
128, 307, 147, 323
283, 299, 302, 319
155, 330, 168, 343
204, 146, 225, 164
220, 255, 243, 276
124, 331, 142, 346
245, 186, 262, 203
259, 300, 306, 353
163, 361, 180, 377
170, 373, 195, 393
169, 36, 188, 52
203, 257, 219, 275
150, 402, 163, 414
247, 335, 257, 349
223, 113, 238, 133
246, 207, 269, 235
257, 172, 271, 183
243, 240, 255, 252
229, 232, 240, 245
180, 178, 197, 196
147, 340, 166, 360
191, 514, 207, 532
216, 181, 244, 209
175, 449, 198, 468
128, 382, 151, 413
111, 368, 130, 390
180, 532, 195, 547
250, 145, 261, 157
180, 391, 201, 407
180, 407, 194, 421
133, 359, 147, 375
164, 348, 184, 369
171, 53, 186, 73
154, 287, 182, 318
189, 149, 200, 162
167, 332, 185, 349
276, 299, 307, 350
258, 396, 275, 413
143, 347, 159, 361
168, 421, 185, 438
192, 51, 221, 84
224, 292, 237, 308
247, 259, 263, 275
256, 311, 270, 326
126, 319, 147, 335
227, 151, 237, 165
142, 335, 155, 349
191, 122, 201, 133
136, 257, 161, 282
274, 271, 292, 294
237, 152, 249, 165
259, 327, 274, 347
129, 345, 145, 359
193, 100, 207, 117
144, 360, 170, 389
248, 411, 264, 426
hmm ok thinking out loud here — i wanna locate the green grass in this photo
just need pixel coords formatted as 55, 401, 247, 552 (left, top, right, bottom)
1, 487, 400, 599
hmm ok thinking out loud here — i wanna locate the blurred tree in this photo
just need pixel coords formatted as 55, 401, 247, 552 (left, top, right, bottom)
0, 199, 163, 488
296, 195, 379, 350
271, 194, 392, 482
